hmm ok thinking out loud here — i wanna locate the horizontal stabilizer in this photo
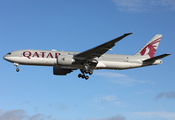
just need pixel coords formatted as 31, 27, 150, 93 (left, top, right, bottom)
143, 53, 171, 62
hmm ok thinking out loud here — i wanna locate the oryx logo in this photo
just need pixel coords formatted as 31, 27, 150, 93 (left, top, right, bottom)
62, 57, 66, 61
140, 37, 161, 58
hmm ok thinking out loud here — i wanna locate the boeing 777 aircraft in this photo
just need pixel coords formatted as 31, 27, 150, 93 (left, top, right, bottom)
3, 33, 170, 80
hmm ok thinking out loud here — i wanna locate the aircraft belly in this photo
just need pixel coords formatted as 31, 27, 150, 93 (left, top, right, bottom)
96, 61, 141, 70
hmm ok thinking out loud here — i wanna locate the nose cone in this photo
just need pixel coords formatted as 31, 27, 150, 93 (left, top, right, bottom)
3, 54, 12, 62
3, 52, 12, 62
3, 55, 8, 61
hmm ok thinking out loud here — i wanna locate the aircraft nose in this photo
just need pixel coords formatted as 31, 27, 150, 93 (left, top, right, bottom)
3, 54, 10, 61
3, 55, 9, 61
3, 52, 12, 61
3, 55, 7, 60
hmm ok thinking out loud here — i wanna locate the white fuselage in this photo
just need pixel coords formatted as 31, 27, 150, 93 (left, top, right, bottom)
3, 49, 162, 70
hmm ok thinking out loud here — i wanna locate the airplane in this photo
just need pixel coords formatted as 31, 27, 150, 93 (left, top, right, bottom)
3, 33, 171, 80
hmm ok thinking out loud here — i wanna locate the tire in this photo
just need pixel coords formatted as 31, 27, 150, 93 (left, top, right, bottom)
16, 68, 19, 72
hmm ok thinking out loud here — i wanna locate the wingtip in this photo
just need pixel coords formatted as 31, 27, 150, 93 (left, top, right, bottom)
124, 32, 133, 36
166, 53, 171, 55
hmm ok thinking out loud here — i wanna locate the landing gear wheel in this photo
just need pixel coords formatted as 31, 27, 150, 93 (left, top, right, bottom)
85, 76, 89, 80
79, 68, 93, 80
89, 71, 93, 75
78, 74, 89, 80
82, 75, 85, 79
78, 74, 83, 78
16, 68, 19, 72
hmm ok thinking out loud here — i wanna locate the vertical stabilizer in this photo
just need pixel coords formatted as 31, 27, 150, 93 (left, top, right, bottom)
134, 34, 162, 58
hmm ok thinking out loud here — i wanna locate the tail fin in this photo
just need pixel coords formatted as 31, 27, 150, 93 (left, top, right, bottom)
134, 34, 162, 58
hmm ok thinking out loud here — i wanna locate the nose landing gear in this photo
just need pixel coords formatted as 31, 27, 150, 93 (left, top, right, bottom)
16, 68, 19, 72
14, 63, 19, 72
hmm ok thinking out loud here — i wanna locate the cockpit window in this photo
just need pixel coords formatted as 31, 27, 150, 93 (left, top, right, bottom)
7, 52, 11, 55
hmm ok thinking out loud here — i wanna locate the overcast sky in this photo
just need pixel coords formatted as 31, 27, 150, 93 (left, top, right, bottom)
0, 0, 175, 120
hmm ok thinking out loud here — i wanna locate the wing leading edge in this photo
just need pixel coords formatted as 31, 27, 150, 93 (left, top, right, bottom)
74, 32, 133, 60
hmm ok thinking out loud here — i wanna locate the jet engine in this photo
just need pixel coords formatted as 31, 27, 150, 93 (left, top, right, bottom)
57, 55, 75, 66
53, 66, 73, 75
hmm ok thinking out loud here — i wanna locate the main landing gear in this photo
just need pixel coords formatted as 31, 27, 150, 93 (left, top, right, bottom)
78, 69, 93, 80
14, 63, 19, 72
78, 62, 94, 80
78, 74, 89, 80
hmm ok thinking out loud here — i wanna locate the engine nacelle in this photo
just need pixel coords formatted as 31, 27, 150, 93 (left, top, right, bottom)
53, 66, 73, 75
57, 55, 75, 66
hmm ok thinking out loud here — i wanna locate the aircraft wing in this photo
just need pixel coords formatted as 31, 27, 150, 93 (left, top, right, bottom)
74, 33, 133, 60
